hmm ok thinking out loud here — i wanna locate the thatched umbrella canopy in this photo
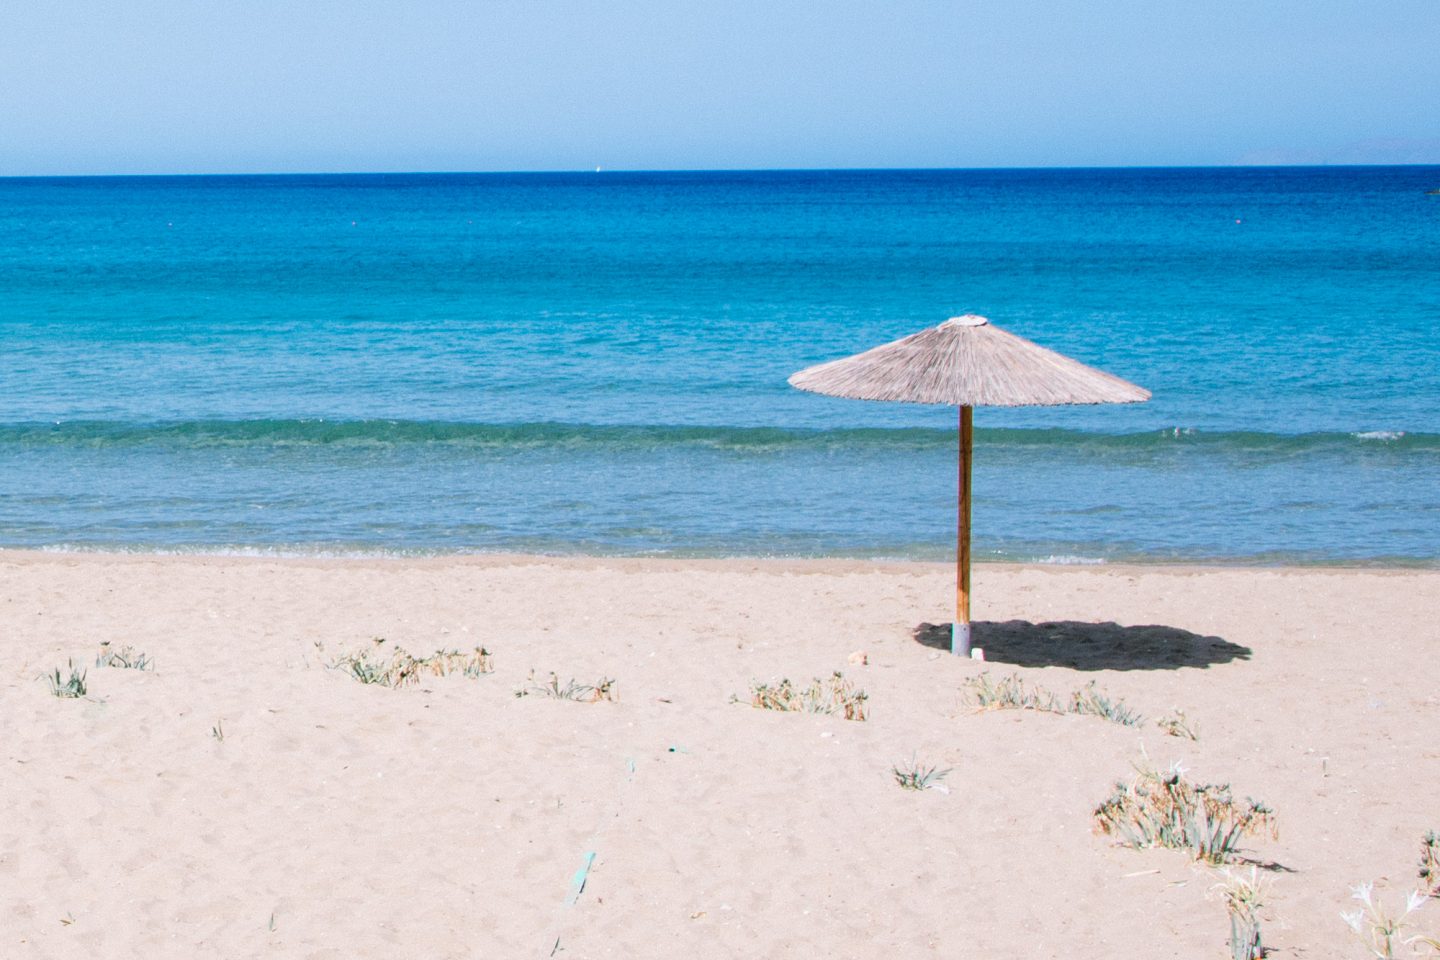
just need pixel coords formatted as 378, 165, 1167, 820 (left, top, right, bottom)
789, 314, 1149, 655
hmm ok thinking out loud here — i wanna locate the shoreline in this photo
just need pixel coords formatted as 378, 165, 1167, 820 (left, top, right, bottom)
4, 545, 1437, 576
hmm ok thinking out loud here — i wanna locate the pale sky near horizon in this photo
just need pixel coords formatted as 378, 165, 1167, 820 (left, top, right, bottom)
2, 0, 1437, 176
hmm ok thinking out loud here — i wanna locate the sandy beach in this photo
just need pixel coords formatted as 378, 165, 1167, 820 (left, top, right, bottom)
3, 550, 1438, 958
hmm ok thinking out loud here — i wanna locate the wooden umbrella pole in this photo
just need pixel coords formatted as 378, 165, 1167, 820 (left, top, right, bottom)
953, 404, 973, 655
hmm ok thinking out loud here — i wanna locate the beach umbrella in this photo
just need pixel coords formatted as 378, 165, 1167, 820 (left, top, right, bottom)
788, 314, 1149, 655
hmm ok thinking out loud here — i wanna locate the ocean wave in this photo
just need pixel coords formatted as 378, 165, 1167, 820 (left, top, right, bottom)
1, 419, 1437, 457
20, 541, 1437, 570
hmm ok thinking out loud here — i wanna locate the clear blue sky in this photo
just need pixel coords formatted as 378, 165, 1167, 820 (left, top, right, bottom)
2, 0, 1437, 175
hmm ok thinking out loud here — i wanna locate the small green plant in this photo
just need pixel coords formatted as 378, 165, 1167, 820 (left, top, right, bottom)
965, 673, 1141, 727
330, 638, 493, 688
211, 720, 225, 742
1216, 867, 1268, 960
736, 672, 868, 721
514, 671, 617, 702
95, 642, 152, 671
336, 651, 387, 685
1420, 832, 1440, 898
1341, 883, 1440, 958
966, 672, 1065, 715
1093, 760, 1277, 865
1069, 682, 1144, 726
44, 660, 88, 698
1157, 709, 1200, 740
893, 756, 951, 792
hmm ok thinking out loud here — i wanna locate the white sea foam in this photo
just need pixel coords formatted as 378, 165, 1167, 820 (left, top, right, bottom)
1353, 430, 1405, 441
35, 543, 449, 561
1034, 554, 1108, 566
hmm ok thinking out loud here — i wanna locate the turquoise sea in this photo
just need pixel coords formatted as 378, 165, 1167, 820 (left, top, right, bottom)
1, 167, 1437, 564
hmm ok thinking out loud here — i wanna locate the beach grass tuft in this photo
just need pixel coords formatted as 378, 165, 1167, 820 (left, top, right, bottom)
1421, 832, 1440, 898
330, 638, 493, 689
44, 660, 88, 699
211, 719, 225, 742
965, 673, 1141, 727
893, 756, 951, 792
738, 672, 868, 721
965, 672, 1065, 715
1216, 867, 1268, 960
1093, 760, 1276, 865
1157, 709, 1200, 740
1068, 681, 1144, 726
514, 671, 617, 702
95, 642, 153, 671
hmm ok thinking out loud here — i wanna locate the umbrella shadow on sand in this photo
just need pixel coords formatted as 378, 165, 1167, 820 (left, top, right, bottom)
911, 620, 1251, 671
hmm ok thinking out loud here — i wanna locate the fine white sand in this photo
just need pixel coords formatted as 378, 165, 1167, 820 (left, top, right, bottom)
3, 551, 1438, 958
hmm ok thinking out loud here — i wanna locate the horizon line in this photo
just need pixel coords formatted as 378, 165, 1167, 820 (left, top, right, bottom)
4, 161, 1440, 181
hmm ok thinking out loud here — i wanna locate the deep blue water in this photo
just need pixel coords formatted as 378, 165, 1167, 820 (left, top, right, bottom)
2, 167, 1437, 563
